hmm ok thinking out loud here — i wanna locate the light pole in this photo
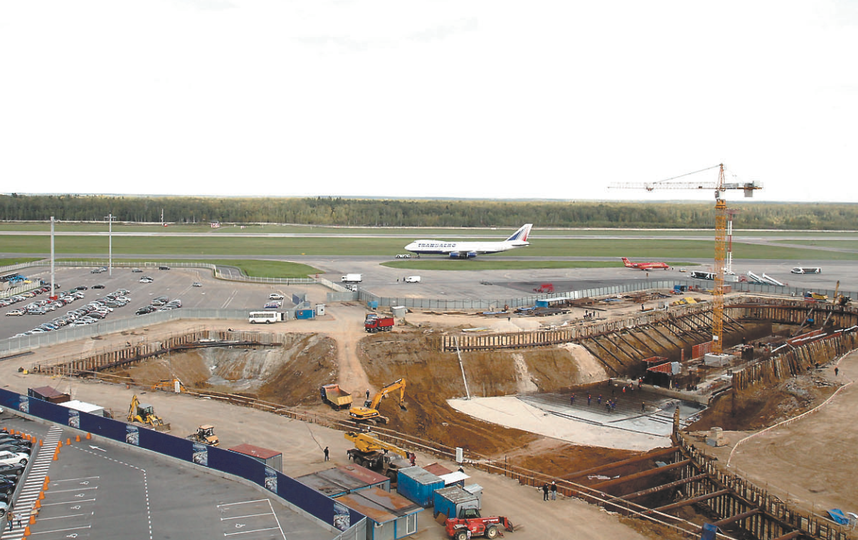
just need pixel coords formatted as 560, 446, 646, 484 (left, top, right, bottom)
105, 213, 116, 276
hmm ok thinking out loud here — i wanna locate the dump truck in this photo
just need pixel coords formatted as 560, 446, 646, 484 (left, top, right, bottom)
187, 424, 219, 446
320, 384, 353, 409
365, 316, 394, 333
445, 509, 516, 539
127, 395, 171, 432
344, 431, 413, 483
349, 378, 406, 424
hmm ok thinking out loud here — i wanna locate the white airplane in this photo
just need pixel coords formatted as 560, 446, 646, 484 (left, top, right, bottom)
404, 224, 532, 258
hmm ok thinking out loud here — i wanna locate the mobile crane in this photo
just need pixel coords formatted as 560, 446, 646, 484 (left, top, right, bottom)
127, 395, 171, 432
349, 378, 407, 424
344, 431, 414, 483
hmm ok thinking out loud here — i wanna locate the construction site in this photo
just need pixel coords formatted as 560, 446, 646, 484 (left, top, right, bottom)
14, 277, 856, 540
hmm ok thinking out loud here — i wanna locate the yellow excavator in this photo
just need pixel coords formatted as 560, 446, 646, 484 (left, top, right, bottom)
345, 431, 414, 483
151, 378, 187, 393
127, 395, 171, 432
349, 378, 407, 424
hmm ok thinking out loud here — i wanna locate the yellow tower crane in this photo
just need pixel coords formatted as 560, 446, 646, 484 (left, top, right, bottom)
609, 164, 762, 353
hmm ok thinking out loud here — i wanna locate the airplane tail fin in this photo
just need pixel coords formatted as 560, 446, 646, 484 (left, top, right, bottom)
622, 257, 633, 267
506, 224, 532, 244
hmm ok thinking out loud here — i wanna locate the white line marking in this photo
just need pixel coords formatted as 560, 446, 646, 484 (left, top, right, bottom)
221, 512, 274, 521
224, 526, 281, 537
217, 499, 270, 508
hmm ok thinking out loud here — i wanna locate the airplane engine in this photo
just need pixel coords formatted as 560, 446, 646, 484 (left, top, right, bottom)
467, 251, 478, 258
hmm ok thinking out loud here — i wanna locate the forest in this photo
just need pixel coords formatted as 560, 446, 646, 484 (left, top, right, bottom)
1, 194, 856, 230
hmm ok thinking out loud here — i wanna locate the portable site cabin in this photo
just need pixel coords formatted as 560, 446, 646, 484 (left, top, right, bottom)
335, 486, 422, 540
228, 443, 283, 472
337, 463, 391, 492
28, 386, 70, 404
432, 484, 482, 519
297, 463, 391, 499
396, 467, 444, 508
58, 400, 105, 417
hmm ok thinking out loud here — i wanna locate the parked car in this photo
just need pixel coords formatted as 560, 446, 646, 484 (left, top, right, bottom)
5, 310, 24, 316
139, 277, 153, 283
92, 284, 105, 289
269, 293, 284, 300
192, 282, 202, 287
158, 265, 170, 270
91, 267, 107, 274
131, 268, 143, 273
0, 450, 28, 466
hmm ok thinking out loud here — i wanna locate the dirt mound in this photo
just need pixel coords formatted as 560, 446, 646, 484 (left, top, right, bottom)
688, 371, 838, 432
121, 333, 339, 407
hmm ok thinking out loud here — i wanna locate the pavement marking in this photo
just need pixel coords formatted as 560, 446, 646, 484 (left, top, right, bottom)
0, 425, 63, 540
217, 499, 287, 540
224, 526, 281, 537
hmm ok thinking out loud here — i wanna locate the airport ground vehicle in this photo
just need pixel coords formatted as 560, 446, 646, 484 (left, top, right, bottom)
365, 316, 394, 333
249, 311, 284, 324
404, 276, 421, 283
395, 254, 411, 259
444, 509, 516, 539
341, 274, 362, 283
344, 431, 413, 482
349, 378, 406, 423
320, 384, 353, 409
127, 395, 171, 431
187, 425, 219, 446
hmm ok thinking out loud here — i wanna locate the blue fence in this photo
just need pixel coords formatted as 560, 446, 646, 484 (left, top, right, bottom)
0, 388, 365, 536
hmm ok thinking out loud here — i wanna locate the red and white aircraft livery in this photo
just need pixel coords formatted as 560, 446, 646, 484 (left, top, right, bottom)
622, 257, 670, 270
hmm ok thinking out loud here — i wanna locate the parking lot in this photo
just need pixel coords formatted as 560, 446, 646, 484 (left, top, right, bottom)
0, 266, 324, 341
0, 412, 333, 540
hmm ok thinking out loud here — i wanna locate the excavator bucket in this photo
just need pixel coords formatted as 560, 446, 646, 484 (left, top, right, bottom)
399, 402, 407, 411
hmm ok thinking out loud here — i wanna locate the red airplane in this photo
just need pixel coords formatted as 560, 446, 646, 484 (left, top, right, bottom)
622, 257, 670, 270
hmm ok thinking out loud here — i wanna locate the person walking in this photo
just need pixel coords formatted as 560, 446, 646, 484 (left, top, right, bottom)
570, 393, 575, 406
6, 509, 14, 531
597, 394, 602, 405
550, 481, 557, 501
542, 483, 549, 501
366, 389, 371, 401
587, 394, 591, 406
835, 367, 839, 376
323, 446, 330, 461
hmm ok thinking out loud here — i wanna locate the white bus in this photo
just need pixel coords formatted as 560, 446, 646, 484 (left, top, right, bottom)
248, 311, 285, 324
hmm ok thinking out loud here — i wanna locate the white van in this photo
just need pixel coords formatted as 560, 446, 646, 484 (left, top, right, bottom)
404, 276, 421, 284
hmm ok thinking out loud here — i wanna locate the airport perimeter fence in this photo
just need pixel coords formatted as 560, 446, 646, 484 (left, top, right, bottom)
0, 387, 368, 539
357, 279, 857, 312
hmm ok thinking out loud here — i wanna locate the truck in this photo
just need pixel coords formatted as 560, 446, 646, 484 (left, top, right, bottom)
365, 316, 394, 333
344, 431, 414, 484
320, 384, 353, 409
341, 274, 362, 283
404, 276, 421, 283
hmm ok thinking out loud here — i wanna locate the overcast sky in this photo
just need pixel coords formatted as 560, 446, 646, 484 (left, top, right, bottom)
1, 1, 856, 203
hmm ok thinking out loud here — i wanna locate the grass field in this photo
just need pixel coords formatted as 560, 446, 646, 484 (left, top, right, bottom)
2, 221, 858, 238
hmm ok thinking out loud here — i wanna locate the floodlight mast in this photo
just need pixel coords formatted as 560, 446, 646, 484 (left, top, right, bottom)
609, 163, 762, 354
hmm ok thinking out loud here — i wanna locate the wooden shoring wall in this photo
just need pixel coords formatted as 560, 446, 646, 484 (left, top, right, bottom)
678, 436, 849, 540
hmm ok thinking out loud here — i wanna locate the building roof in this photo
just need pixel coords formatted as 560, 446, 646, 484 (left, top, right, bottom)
422, 462, 453, 477
30, 386, 67, 399
337, 463, 389, 486
228, 443, 282, 460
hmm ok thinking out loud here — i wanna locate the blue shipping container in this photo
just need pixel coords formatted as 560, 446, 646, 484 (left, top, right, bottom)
397, 467, 444, 508
296, 309, 315, 320
367, 300, 379, 309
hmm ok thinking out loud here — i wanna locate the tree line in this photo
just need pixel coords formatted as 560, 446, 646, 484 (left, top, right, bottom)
1, 194, 856, 230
